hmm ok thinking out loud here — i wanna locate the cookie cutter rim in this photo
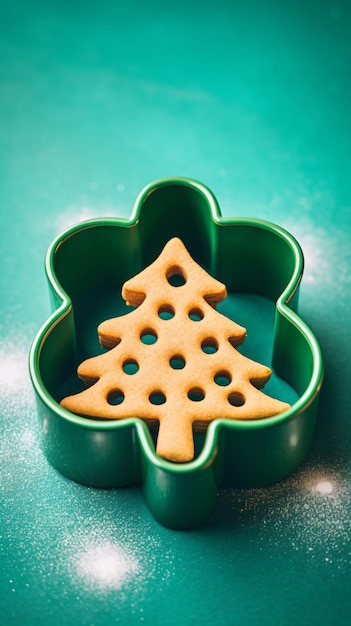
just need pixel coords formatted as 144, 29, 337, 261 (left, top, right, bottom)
29, 176, 324, 527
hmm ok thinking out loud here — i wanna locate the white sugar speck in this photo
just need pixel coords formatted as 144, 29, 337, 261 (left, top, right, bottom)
73, 540, 139, 591
315, 480, 334, 495
0, 343, 32, 405
218, 458, 351, 569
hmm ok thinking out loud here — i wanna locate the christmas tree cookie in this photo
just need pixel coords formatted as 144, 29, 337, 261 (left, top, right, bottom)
61, 237, 289, 462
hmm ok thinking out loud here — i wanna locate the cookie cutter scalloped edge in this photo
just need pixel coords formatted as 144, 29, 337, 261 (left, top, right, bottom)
29, 177, 324, 529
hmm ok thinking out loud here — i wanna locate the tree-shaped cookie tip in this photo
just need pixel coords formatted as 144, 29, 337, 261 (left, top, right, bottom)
61, 237, 290, 463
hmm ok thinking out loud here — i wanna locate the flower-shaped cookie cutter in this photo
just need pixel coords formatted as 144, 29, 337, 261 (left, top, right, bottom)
29, 177, 323, 529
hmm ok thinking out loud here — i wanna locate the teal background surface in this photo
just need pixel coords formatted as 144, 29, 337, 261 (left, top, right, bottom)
1, 1, 350, 624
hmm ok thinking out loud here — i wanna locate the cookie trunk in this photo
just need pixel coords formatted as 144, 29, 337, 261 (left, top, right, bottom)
156, 416, 194, 463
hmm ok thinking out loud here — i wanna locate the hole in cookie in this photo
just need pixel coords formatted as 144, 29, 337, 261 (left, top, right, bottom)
188, 307, 204, 321
201, 338, 218, 354
188, 387, 205, 402
166, 265, 186, 287
228, 391, 246, 407
140, 328, 158, 345
122, 359, 139, 375
149, 390, 166, 405
158, 304, 175, 320
169, 355, 186, 369
107, 389, 125, 405
214, 370, 232, 386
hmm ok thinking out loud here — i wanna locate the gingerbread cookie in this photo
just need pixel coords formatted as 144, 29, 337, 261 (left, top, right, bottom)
60, 237, 290, 462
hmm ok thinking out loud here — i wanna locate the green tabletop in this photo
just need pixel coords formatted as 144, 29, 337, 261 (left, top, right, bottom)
1, 1, 350, 624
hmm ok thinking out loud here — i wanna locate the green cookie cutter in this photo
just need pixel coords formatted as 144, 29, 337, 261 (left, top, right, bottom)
29, 177, 323, 529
